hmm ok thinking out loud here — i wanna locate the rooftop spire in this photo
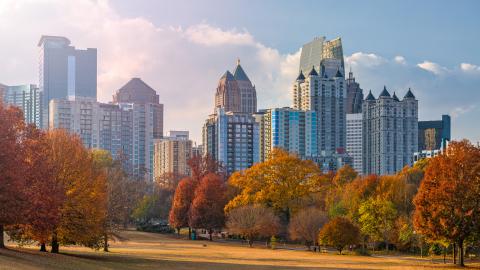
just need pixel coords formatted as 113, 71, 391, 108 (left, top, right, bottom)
236, 58, 240, 66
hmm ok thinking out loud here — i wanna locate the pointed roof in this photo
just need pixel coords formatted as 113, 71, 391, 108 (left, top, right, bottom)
233, 60, 250, 81
392, 92, 400, 101
365, 90, 375, 101
221, 70, 235, 80
379, 86, 391, 98
335, 69, 343, 78
115, 77, 159, 104
404, 88, 416, 99
296, 70, 305, 81
308, 66, 318, 76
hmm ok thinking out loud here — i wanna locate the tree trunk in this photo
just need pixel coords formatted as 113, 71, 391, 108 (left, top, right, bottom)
51, 233, 59, 253
0, 224, 5, 248
453, 243, 457, 265
248, 239, 253, 247
459, 240, 464, 267
103, 233, 109, 252
443, 247, 446, 264
188, 227, 191, 239
209, 229, 213, 241
40, 243, 47, 252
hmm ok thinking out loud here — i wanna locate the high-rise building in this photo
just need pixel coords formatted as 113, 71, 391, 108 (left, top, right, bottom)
153, 131, 192, 180
202, 108, 259, 175
113, 78, 164, 139
214, 60, 257, 114
1, 84, 43, 127
418, 115, 451, 151
50, 78, 163, 181
362, 87, 418, 175
0, 83, 6, 103
254, 108, 317, 161
346, 70, 364, 114
346, 113, 363, 174
38, 35, 97, 128
299, 36, 344, 75
292, 63, 347, 171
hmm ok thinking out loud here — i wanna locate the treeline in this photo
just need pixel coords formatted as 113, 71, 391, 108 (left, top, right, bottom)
0, 103, 147, 253
166, 145, 480, 267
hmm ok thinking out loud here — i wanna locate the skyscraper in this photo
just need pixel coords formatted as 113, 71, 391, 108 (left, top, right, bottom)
346, 113, 363, 174
254, 108, 317, 162
292, 63, 346, 171
214, 60, 257, 114
153, 131, 193, 180
113, 77, 164, 139
418, 115, 451, 151
1, 84, 43, 127
299, 37, 344, 75
362, 88, 418, 175
38, 35, 97, 128
202, 108, 259, 175
346, 70, 364, 114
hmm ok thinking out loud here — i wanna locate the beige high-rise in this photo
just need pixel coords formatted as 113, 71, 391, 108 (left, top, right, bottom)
153, 131, 192, 180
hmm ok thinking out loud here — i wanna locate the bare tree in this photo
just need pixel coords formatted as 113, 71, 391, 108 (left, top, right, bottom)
226, 205, 280, 247
288, 207, 328, 250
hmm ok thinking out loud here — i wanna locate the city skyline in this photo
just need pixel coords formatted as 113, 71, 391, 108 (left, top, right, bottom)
0, 0, 479, 144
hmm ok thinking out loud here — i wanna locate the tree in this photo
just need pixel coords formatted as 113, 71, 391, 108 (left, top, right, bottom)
413, 140, 480, 267
189, 173, 226, 240
92, 149, 130, 252
0, 104, 27, 248
226, 149, 327, 222
46, 130, 107, 253
319, 217, 359, 254
333, 165, 358, 187
169, 177, 196, 234
358, 196, 397, 251
288, 208, 328, 250
188, 154, 224, 182
226, 205, 279, 247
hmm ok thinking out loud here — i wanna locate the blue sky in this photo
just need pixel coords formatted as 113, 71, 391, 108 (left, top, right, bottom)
0, 0, 479, 143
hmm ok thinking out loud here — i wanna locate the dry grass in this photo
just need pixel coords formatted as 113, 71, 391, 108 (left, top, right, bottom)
1, 230, 479, 270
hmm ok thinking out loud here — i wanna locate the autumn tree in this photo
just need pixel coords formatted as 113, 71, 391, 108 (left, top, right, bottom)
189, 173, 226, 240
0, 104, 27, 248
413, 140, 480, 267
319, 217, 360, 254
46, 130, 107, 253
333, 165, 358, 187
358, 196, 397, 251
288, 208, 328, 250
92, 149, 131, 252
226, 205, 280, 247
169, 177, 196, 234
226, 149, 327, 222
188, 154, 224, 182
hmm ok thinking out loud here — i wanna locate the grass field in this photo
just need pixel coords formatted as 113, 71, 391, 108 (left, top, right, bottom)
1, 230, 478, 270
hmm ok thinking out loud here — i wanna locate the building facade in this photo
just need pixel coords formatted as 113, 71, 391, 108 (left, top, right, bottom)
255, 108, 317, 161
153, 131, 192, 180
202, 108, 259, 175
50, 78, 163, 181
38, 35, 97, 128
346, 70, 363, 114
346, 113, 363, 174
299, 36, 344, 75
214, 60, 257, 114
362, 88, 418, 175
418, 114, 451, 151
1, 84, 43, 127
292, 63, 347, 171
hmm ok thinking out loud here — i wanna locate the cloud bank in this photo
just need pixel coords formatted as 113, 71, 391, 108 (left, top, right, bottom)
0, 0, 478, 143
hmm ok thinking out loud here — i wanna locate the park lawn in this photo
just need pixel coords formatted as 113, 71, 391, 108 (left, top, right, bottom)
1, 230, 479, 270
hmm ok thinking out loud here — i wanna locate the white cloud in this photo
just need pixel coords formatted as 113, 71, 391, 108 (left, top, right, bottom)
417, 61, 448, 75
0, 0, 299, 143
451, 105, 477, 118
345, 52, 386, 68
460, 63, 480, 74
394, 55, 407, 65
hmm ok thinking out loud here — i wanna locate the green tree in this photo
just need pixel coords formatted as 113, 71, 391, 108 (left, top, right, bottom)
358, 196, 397, 251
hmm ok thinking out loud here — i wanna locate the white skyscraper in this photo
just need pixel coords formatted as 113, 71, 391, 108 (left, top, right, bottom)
362, 87, 418, 175
346, 113, 363, 174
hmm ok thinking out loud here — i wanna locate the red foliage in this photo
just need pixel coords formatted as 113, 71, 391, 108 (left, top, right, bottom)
169, 177, 196, 230
188, 173, 226, 235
